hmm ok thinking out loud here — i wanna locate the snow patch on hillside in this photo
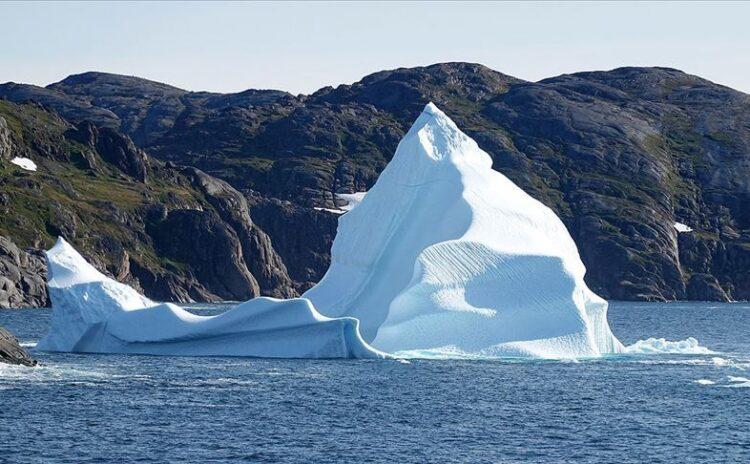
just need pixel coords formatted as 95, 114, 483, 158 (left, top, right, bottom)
335, 192, 367, 212
10, 157, 37, 171
674, 222, 693, 233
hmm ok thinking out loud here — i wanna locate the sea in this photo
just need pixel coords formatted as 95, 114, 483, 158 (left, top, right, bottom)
1, 301, 748, 464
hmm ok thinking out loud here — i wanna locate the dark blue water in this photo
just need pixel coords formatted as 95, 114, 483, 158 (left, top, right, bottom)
1, 302, 749, 463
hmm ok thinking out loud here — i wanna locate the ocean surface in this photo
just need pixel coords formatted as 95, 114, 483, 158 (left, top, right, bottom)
1, 301, 748, 463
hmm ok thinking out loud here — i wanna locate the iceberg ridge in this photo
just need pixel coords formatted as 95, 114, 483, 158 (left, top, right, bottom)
38, 238, 383, 358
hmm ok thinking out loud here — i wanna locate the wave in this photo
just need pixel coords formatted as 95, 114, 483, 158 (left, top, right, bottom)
694, 375, 750, 388
392, 337, 717, 361
694, 379, 716, 385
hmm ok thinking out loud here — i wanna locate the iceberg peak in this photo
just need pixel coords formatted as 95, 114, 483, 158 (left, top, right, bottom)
46, 237, 108, 288
305, 104, 624, 358
377, 103, 492, 188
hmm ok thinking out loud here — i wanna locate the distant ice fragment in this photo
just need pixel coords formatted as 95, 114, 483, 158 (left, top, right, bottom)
694, 379, 716, 385
38, 238, 382, 359
304, 103, 624, 359
10, 157, 37, 171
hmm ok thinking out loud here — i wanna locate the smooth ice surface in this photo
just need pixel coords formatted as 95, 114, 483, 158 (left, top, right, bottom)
305, 103, 624, 358
674, 222, 693, 233
10, 156, 37, 171
38, 238, 381, 358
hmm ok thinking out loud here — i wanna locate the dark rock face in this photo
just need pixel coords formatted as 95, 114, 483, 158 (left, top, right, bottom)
1, 71, 293, 146
180, 168, 295, 298
2, 63, 750, 302
0, 116, 13, 160
0, 236, 47, 308
247, 193, 339, 293
66, 121, 148, 181
0, 101, 298, 305
0, 326, 37, 366
150, 209, 260, 301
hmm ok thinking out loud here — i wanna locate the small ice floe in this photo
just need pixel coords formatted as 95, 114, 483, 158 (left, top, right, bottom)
694, 379, 716, 385
10, 157, 37, 171
724, 376, 750, 388
694, 376, 750, 388
673, 222, 693, 233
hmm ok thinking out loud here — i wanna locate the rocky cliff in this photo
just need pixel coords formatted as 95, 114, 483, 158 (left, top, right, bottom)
0, 100, 292, 307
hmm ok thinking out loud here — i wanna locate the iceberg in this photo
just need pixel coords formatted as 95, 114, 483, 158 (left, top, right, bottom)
39, 103, 623, 360
37, 238, 382, 358
304, 103, 624, 358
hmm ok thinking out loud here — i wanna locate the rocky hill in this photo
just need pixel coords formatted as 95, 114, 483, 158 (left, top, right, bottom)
0, 100, 294, 307
1, 63, 749, 304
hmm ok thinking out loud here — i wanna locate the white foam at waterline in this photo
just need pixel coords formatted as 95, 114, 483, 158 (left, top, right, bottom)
395, 337, 717, 360
624, 337, 714, 355
0, 363, 141, 383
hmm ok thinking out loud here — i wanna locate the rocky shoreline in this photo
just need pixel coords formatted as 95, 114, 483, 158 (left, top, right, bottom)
0, 326, 36, 366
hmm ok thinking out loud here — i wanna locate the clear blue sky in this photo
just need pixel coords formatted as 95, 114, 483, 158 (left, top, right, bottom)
2, 1, 749, 94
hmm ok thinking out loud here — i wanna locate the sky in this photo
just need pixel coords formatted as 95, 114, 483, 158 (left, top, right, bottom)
2, 1, 749, 95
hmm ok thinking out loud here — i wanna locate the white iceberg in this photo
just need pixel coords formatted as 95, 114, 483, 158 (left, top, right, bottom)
304, 103, 624, 358
37, 238, 382, 358
39, 103, 624, 360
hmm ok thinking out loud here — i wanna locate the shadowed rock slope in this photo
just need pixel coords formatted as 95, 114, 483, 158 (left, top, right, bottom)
0, 326, 36, 366
0, 100, 292, 307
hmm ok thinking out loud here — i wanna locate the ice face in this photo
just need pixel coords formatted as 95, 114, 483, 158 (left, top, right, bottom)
305, 103, 624, 358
